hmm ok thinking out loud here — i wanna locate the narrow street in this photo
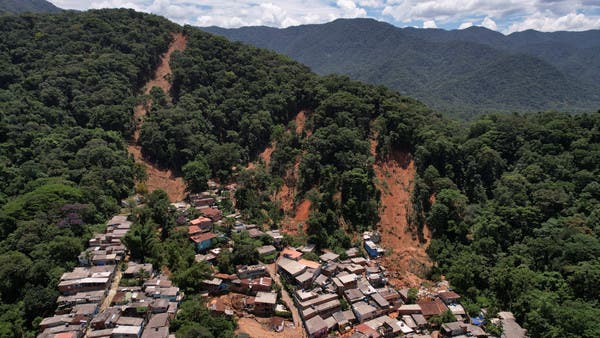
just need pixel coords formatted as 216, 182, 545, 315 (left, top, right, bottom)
265, 263, 303, 332
99, 270, 122, 312
84, 269, 122, 338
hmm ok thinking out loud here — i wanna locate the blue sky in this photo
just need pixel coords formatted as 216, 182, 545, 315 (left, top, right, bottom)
48, 0, 600, 34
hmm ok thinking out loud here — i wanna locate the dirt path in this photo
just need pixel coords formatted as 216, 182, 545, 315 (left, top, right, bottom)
265, 263, 304, 336
100, 270, 122, 312
236, 317, 303, 338
371, 139, 432, 287
128, 32, 187, 202
84, 270, 122, 337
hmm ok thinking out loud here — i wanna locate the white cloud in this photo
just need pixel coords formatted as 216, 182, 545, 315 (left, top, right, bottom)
481, 16, 497, 30
382, 0, 532, 23
507, 11, 600, 33
458, 21, 473, 29
356, 0, 383, 7
47, 0, 600, 32
423, 19, 437, 28
336, 0, 367, 17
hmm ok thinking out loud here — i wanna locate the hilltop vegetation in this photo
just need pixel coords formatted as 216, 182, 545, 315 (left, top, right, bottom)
203, 19, 600, 118
0, 9, 177, 335
413, 112, 600, 337
0, 8, 598, 338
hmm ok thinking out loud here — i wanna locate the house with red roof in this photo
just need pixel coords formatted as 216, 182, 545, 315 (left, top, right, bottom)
190, 217, 212, 233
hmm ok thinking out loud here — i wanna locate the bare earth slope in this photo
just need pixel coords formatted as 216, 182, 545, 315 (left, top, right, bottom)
274, 111, 311, 234
371, 139, 432, 287
128, 33, 187, 202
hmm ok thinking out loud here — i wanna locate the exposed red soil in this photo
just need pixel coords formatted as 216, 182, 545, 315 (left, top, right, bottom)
127, 32, 187, 202
291, 199, 311, 229
144, 33, 187, 97
260, 144, 275, 165
128, 145, 186, 203
273, 111, 314, 234
236, 317, 304, 338
276, 169, 310, 234
371, 139, 432, 288
295, 110, 311, 137
247, 143, 275, 170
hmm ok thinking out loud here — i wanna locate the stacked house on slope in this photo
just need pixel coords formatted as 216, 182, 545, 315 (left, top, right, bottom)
38, 214, 183, 338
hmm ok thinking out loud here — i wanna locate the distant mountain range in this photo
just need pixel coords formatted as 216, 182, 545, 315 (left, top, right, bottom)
203, 19, 600, 117
0, 0, 61, 14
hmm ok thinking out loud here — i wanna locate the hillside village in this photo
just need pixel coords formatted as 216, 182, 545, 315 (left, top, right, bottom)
38, 182, 527, 338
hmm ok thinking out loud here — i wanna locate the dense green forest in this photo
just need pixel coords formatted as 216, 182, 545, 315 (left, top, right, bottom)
414, 112, 600, 337
0, 9, 177, 335
0, 8, 599, 338
203, 19, 600, 118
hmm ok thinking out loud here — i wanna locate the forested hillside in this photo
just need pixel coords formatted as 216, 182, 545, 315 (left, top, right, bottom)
0, 0, 61, 14
412, 112, 600, 337
0, 8, 599, 338
203, 19, 600, 118
0, 9, 178, 335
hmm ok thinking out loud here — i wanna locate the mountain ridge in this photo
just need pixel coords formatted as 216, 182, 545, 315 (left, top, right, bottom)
202, 18, 600, 118
0, 0, 61, 14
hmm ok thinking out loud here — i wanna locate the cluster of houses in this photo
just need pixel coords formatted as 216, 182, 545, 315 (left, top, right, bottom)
94, 185, 526, 338
193, 223, 526, 338
38, 215, 182, 338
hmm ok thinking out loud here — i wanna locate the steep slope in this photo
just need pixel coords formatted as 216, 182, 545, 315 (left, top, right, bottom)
128, 32, 187, 202
0, 9, 178, 334
203, 19, 600, 117
371, 139, 431, 287
2, 9, 599, 337
0, 0, 61, 13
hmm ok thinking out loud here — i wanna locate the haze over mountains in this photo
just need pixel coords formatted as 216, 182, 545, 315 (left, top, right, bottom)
203, 19, 600, 118
0, 0, 61, 14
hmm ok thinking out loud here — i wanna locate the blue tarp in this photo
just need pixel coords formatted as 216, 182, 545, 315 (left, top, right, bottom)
471, 316, 484, 326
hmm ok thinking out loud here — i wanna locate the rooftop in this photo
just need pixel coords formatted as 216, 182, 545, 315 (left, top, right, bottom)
256, 245, 276, 255
255, 291, 277, 304
281, 247, 303, 260
418, 298, 448, 316
305, 315, 328, 335
141, 326, 169, 338
338, 273, 358, 285
353, 301, 376, 316
190, 217, 212, 225
320, 252, 340, 262
146, 313, 169, 329
190, 232, 216, 243
277, 257, 306, 276
371, 292, 390, 308
439, 291, 461, 302
298, 259, 321, 270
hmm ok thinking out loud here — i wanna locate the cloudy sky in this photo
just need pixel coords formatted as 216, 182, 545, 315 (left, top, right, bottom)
48, 0, 600, 34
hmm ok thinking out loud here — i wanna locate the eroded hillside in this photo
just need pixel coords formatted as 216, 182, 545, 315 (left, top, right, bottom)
128, 32, 187, 202
371, 139, 432, 287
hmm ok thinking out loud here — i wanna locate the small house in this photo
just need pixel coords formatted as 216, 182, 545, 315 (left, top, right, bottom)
439, 291, 461, 304
270, 317, 285, 332
190, 232, 216, 251
305, 315, 328, 338
190, 217, 213, 232
352, 301, 377, 323
253, 292, 277, 316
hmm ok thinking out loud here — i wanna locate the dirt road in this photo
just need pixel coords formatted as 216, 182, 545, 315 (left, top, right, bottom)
84, 269, 122, 338
265, 263, 304, 336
